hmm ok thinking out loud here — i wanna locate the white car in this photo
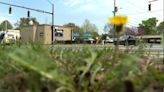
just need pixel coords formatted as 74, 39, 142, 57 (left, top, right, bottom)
0, 31, 17, 44
104, 37, 113, 43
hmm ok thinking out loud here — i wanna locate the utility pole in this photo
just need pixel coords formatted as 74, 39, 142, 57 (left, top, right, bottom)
113, 0, 117, 16
52, 3, 54, 44
163, 0, 164, 63
113, 0, 117, 39
148, 0, 164, 63
46, 0, 54, 44
5, 20, 7, 31
113, 0, 119, 62
162, 0, 164, 64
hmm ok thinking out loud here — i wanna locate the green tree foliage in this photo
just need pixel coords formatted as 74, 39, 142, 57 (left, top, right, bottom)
138, 17, 158, 35
81, 19, 99, 38
101, 34, 112, 40
63, 23, 83, 35
15, 17, 39, 30
0, 20, 13, 31
157, 21, 164, 34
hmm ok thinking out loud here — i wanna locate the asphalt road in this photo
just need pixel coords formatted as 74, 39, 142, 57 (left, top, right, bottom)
52, 44, 161, 51
52, 44, 163, 52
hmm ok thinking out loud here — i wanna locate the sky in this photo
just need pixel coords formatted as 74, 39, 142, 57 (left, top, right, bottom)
0, 0, 163, 34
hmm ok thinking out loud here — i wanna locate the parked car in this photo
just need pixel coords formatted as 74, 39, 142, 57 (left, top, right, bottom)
74, 38, 95, 44
114, 35, 136, 46
0, 32, 5, 44
0, 31, 17, 44
104, 37, 113, 43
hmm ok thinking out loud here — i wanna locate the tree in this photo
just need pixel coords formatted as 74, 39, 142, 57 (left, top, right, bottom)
81, 19, 98, 33
124, 27, 138, 36
136, 27, 144, 36
138, 17, 158, 35
157, 21, 164, 34
103, 23, 113, 34
63, 23, 82, 35
0, 20, 13, 31
15, 17, 39, 30
101, 34, 112, 40
81, 19, 99, 38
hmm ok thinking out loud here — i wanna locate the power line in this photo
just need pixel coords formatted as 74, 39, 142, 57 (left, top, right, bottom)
127, 24, 137, 27
119, 9, 163, 22
127, 9, 163, 15
123, 0, 146, 10
119, 0, 162, 18
119, 0, 146, 14
119, 0, 163, 20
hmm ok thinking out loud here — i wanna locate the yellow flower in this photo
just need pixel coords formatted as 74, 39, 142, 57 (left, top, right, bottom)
108, 16, 128, 26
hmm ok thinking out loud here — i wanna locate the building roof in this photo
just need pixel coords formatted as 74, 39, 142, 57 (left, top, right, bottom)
135, 35, 161, 39
24, 24, 71, 29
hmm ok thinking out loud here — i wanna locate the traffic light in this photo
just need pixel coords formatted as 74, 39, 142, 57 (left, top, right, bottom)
9, 6, 12, 14
27, 10, 30, 17
114, 6, 118, 12
148, 4, 151, 11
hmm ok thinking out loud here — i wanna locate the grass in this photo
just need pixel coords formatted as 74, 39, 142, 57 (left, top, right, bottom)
0, 44, 164, 92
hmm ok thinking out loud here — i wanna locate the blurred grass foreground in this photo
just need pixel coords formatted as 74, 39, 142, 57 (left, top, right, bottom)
0, 44, 164, 92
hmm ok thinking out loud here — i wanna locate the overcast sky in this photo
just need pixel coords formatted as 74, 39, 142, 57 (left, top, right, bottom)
0, 0, 163, 34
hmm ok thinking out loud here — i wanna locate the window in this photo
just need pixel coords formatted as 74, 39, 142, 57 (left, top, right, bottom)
54, 29, 64, 37
40, 32, 44, 37
55, 32, 63, 37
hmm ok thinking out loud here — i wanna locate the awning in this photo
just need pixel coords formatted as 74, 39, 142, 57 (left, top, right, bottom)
72, 33, 79, 36
83, 33, 92, 37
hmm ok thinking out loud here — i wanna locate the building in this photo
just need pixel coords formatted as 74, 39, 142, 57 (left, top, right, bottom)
21, 24, 72, 44
54, 26, 73, 43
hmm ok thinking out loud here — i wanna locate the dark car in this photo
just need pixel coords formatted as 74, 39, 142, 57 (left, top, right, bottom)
114, 35, 136, 46
74, 38, 95, 44
0, 32, 5, 43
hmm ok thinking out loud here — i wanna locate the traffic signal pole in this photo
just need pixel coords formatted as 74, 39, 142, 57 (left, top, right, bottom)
113, 0, 119, 62
0, 1, 53, 14
48, 3, 54, 44
113, 0, 117, 38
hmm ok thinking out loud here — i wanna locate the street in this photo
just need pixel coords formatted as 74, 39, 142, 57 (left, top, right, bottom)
51, 44, 164, 57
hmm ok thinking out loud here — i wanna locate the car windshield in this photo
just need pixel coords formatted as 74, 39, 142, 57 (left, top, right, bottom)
120, 35, 134, 40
